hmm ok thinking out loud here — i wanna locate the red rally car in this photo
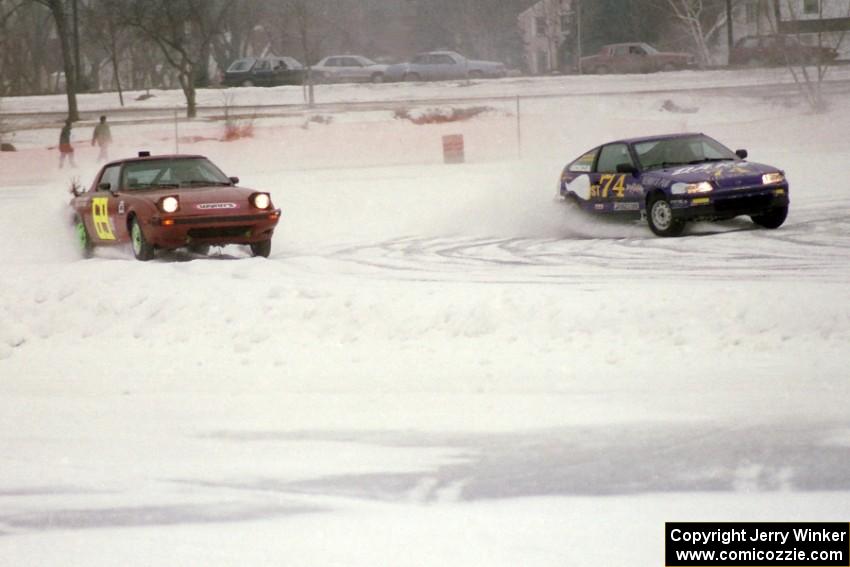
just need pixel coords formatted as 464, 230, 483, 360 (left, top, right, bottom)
70, 152, 281, 260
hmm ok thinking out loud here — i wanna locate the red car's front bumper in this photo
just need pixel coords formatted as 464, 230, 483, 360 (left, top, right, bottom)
145, 209, 281, 248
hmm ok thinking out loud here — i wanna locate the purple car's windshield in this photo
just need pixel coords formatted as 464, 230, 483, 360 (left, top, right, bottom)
634, 135, 738, 171
121, 158, 231, 190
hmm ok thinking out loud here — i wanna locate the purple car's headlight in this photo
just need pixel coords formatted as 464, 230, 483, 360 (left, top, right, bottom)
762, 172, 785, 185
671, 181, 713, 195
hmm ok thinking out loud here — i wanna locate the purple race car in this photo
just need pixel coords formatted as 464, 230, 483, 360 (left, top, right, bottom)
558, 133, 789, 236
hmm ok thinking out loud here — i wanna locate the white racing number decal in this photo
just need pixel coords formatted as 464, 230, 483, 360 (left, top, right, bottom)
566, 174, 592, 200
196, 203, 238, 210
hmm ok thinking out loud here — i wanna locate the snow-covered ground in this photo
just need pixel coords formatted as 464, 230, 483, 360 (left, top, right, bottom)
1, 72, 849, 566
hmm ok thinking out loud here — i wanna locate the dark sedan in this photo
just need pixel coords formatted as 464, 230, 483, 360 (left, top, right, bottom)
222, 57, 304, 87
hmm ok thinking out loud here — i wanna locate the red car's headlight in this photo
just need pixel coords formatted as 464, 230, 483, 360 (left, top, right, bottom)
251, 193, 271, 210
159, 196, 179, 213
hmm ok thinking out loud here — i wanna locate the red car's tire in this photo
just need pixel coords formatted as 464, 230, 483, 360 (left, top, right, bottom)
189, 243, 211, 256
75, 215, 94, 259
250, 239, 272, 258
130, 217, 155, 261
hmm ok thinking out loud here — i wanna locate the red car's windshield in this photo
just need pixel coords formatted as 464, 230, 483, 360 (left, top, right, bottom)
121, 158, 231, 190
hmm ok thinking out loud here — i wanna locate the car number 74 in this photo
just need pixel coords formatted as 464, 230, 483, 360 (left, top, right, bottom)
590, 174, 627, 199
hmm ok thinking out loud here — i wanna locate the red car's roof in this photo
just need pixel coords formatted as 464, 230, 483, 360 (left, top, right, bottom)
103, 154, 207, 168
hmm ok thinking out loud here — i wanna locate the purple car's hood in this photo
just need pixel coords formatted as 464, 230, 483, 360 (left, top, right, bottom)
648, 160, 779, 189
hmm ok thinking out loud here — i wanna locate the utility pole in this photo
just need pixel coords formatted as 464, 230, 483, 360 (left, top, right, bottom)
575, 0, 582, 74
73, 0, 81, 90
726, 0, 734, 65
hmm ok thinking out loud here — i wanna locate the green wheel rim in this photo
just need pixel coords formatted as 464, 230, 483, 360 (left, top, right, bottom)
75, 221, 89, 250
131, 222, 142, 255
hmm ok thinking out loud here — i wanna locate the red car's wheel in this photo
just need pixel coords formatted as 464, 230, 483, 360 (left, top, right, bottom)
250, 239, 272, 258
130, 217, 155, 261
189, 243, 211, 256
74, 215, 93, 259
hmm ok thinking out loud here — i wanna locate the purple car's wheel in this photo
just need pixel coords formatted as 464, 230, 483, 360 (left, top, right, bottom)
647, 195, 685, 237
751, 205, 788, 229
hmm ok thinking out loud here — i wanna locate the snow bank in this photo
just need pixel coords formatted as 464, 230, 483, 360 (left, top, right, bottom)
2, 75, 850, 567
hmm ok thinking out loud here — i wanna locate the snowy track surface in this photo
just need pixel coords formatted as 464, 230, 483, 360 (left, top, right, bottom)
1, 76, 849, 566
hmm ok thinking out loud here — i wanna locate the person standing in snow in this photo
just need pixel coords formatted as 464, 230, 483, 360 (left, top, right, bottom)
91, 115, 112, 161
58, 119, 76, 168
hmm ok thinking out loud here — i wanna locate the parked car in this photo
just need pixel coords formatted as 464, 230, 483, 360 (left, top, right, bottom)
580, 43, 695, 74
729, 34, 838, 66
385, 51, 507, 82
558, 133, 789, 237
312, 55, 389, 83
69, 152, 281, 260
222, 56, 304, 87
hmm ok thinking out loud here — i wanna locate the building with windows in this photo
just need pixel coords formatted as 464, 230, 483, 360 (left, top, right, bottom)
719, 0, 850, 63
518, 0, 575, 74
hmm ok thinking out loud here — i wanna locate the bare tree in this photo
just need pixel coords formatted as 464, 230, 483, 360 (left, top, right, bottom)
33, 0, 80, 120
124, 0, 232, 118
662, 0, 743, 66
0, 95, 9, 148
283, 0, 323, 106
2, 4, 55, 95
209, 0, 269, 81
775, 0, 850, 112
81, 0, 130, 104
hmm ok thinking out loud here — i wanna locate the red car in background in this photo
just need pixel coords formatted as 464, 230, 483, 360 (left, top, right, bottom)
581, 42, 695, 74
70, 153, 281, 260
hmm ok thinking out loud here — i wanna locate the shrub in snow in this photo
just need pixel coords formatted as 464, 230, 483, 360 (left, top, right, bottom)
394, 106, 493, 125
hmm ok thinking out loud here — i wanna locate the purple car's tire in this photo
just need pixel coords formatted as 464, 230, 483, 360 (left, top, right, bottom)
751, 205, 788, 229
647, 195, 685, 237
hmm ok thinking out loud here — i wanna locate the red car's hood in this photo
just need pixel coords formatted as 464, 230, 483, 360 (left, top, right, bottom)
119, 185, 264, 212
